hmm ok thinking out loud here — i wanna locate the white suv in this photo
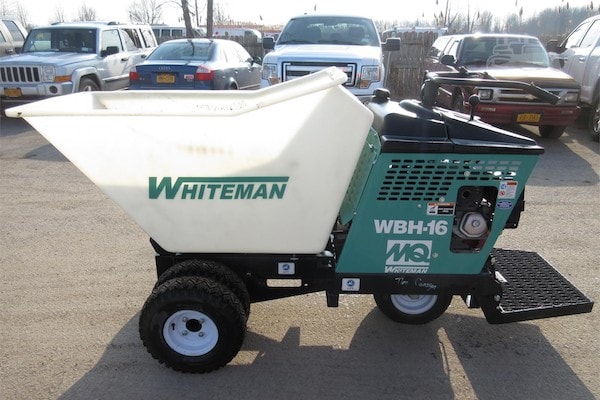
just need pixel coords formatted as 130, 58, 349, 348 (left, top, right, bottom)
0, 21, 157, 109
548, 15, 600, 141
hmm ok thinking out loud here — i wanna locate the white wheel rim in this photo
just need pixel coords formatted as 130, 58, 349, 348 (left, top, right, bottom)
390, 294, 438, 315
163, 310, 219, 356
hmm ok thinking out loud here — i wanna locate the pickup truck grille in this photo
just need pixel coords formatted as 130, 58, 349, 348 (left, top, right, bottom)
489, 87, 571, 104
0, 66, 41, 83
282, 62, 356, 86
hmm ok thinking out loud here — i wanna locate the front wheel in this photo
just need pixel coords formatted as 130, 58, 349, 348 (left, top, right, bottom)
588, 96, 600, 142
78, 77, 99, 92
373, 293, 452, 324
139, 276, 246, 373
538, 125, 566, 139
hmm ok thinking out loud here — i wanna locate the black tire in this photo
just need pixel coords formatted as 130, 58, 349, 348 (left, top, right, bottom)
155, 259, 251, 317
78, 77, 99, 92
139, 276, 246, 373
588, 96, 600, 142
538, 125, 566, 139
373, 293, 452, 324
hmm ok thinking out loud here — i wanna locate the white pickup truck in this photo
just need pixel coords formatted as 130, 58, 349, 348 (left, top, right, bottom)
260, 14, 399, 101
548, 14, 600, 141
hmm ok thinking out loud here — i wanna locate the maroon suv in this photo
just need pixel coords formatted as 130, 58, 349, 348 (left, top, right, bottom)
423, 34, 581, 138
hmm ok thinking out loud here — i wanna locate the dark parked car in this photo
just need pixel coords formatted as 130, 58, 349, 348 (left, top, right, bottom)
129, 38, 261, 90
423, 34, 581, 138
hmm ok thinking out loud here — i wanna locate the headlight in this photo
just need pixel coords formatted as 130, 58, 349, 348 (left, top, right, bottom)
359, 66, 380, 88
477, 88, 493, 100
564, 92, 579, 103
42, 66, 55, 82
261, 63, 277, 81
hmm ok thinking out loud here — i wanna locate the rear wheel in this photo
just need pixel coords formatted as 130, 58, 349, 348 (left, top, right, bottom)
155, 259, 251, 318
373, 293, 452, 324
538, 125, 566, 139
588, 96, 600, 142
139, 276, 246, 373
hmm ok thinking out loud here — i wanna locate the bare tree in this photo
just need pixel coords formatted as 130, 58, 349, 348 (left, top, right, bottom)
212, 2, 232, 25
52, 6, 67, 24
477, 10, 494, 33
206, 0, 213, 37
75, 4, 97, 21
14, 2, 29, 28
0, 0, 12, 17
128, 0, 163, 24
181, 0, 193, 37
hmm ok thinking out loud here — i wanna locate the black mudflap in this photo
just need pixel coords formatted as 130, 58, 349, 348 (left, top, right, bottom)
481, 249, 594, 324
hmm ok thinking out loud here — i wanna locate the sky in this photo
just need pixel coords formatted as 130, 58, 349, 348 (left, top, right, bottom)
9, 0, 598, 27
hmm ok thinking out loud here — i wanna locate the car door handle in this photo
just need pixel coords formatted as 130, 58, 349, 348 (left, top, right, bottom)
578, 56, 586, 62
121, 56, 130, 62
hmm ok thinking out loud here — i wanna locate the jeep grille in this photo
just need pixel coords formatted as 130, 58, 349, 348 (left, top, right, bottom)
0, 66, 41, 83
282, 62, 356, 86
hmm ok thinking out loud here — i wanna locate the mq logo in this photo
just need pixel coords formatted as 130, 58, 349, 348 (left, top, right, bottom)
385, 240, 432, 273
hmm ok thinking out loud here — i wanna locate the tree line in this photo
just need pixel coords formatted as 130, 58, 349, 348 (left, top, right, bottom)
1, 0, 598, 40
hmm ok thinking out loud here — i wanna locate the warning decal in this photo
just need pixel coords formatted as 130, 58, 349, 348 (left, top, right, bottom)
498, 181, 518, 199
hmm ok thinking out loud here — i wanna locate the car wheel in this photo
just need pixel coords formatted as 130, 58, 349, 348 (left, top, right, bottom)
452, 92, 464, 113
139, 276, 246, 373
538, 125, 566, 139
373, 293, 452, 324
78, 77, 99, 92
588, 96, 600, 142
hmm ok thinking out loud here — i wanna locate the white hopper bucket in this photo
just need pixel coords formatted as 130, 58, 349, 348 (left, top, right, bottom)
6, 67, 374, 253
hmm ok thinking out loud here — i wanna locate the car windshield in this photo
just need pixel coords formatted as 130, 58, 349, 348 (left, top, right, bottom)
277, 16, 380, 46
23, 28, 96, 53
148, 40, 213, 61
460, 36, 549, 68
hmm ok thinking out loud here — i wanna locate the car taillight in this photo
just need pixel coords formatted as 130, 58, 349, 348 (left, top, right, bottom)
195, 65, 214, 81
129, 66, 139, 81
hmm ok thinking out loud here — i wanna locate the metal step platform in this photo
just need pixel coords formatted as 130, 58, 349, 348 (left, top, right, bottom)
482, 249, 594, 324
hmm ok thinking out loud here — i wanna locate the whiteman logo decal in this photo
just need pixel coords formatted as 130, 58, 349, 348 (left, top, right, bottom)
149, 176, 288, 200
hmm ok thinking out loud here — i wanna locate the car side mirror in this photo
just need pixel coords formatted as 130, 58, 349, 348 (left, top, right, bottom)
263, 37, 275, 50
382, 37, 400, 51
252, 56, 262, 65
546, 39, 558, 53
440, 54, 456, 66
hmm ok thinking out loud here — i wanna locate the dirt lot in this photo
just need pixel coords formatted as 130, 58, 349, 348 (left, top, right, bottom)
1, 117, 598, 400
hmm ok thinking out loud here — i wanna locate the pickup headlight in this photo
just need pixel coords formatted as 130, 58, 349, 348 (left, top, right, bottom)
42, 66, 55, 82
359, 66, 380, 88
261, 63, 277, 81
564, 91, 579, 103
477, 88, 493, 101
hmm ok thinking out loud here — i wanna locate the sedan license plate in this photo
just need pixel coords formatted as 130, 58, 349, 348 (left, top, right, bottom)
4, 88, 22, 97
156, 73, 176, 84
516, 113, 541, 123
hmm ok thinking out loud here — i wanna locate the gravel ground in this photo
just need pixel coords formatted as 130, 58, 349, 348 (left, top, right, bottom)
1, 117, 598, 400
